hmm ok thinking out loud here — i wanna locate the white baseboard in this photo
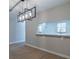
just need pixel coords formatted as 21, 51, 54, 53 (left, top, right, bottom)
9, 40, 25, 45
25, 43, 70, 59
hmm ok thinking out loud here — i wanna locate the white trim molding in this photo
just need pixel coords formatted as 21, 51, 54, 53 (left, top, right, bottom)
9, 40, 25, 45
25, 43, 70, 59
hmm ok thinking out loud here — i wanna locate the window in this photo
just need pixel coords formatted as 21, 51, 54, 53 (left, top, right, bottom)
57, 23, 66, 33
37, 23, 46, 33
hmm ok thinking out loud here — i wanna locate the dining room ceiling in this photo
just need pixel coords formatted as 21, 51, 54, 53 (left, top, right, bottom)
9, 0, 70, 12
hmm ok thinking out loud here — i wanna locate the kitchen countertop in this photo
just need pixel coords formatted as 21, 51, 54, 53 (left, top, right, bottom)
36, 33, 70, 38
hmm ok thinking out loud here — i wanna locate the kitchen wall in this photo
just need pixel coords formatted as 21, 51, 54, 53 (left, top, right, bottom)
36, 20, 70, 35
25, 2, 70, 57
9, 11, 25, 44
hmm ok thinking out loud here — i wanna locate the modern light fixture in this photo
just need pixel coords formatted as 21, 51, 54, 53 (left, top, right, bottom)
9, 0, 36, 22
17, 6, 36, 22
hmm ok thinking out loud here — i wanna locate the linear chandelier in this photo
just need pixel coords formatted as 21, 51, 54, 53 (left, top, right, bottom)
9, 0, 36, 22
17, 6, 36, 22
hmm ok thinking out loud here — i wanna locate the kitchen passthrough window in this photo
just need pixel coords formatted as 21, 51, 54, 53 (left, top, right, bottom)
37, 23, 46, 33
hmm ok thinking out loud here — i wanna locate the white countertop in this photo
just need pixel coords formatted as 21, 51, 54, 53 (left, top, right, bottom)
36, 33, 70, 37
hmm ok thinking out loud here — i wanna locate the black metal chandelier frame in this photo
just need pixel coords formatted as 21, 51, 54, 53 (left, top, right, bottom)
9, 0, 36, 22
17, 6, 36, 22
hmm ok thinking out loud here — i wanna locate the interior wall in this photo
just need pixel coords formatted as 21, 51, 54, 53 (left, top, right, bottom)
36, 20, 70, 35
9, 11, 25, 44
25, 2, 70, 56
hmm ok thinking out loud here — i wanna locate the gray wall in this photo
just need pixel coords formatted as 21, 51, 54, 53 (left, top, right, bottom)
26, 2, 70, 56
9, 11, 25, 44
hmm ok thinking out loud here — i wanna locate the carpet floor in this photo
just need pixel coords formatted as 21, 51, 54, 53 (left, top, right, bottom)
9, 43, 67, 59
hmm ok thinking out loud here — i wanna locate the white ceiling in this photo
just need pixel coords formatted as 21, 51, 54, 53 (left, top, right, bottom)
9, 0, 70, 12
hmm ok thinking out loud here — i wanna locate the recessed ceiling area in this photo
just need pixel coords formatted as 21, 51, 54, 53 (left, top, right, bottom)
9, 0, 70, 12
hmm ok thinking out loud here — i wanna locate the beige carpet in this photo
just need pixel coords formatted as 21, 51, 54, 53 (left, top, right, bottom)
9, 43, 67, 59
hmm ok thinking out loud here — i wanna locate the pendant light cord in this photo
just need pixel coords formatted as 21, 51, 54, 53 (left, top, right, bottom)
22, 1, 24, 13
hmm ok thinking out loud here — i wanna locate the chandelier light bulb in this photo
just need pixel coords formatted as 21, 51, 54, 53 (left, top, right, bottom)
21, 15, 25, 20
25, 14, 28, 19
19, 16, 22, 20
19, 15, 25, 21
29, 12, 32, 16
